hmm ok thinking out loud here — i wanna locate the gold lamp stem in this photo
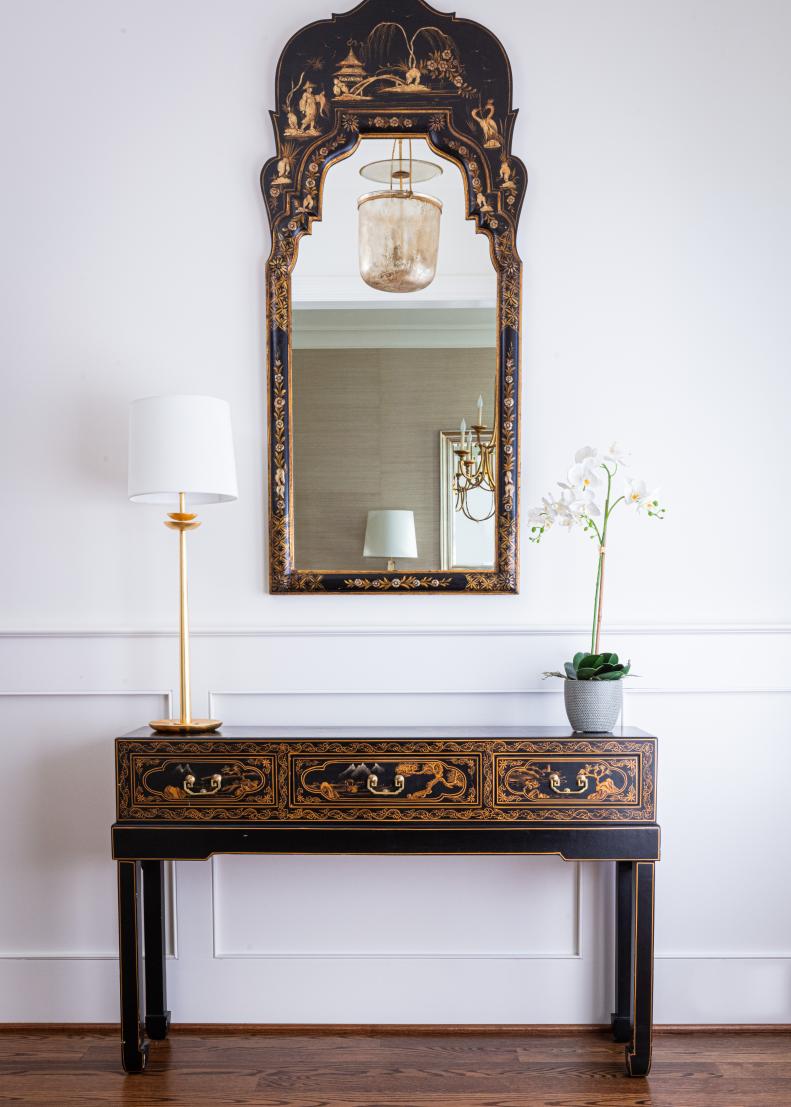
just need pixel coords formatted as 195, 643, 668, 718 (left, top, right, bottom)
148, 491, 221, 734
177, 492, 192, 725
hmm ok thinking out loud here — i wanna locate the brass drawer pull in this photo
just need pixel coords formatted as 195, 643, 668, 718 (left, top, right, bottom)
183, 772, 223, 796
366, 772, 405, 796
548, 769, 590, 796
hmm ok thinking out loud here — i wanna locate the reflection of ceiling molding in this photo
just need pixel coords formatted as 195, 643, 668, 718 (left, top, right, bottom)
293, 274, 495, 305
295, 299, 496, 311
293, 307, 496, 349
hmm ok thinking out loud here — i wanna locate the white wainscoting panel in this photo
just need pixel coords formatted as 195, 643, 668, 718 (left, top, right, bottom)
164, 853, 611, 1024
212, 856, 581, 959
626, 690, 791, 959
0, 692, 171, 959
209, 689, 565, 727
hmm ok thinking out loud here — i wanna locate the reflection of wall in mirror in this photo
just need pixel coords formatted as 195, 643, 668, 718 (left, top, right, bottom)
453, 490, 495, 568
439, 433, 496, 571
292, 347, 496, 572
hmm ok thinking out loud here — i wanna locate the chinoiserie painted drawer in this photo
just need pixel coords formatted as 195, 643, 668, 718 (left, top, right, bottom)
116, 736, 655, 824
495, 753, 642, 811
116, 741, 277, 821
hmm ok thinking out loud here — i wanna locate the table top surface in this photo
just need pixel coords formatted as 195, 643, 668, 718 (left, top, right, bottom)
119, 725, 655, 740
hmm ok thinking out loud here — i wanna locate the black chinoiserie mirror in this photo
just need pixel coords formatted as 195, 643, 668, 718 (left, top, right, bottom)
262, 0, 525, 593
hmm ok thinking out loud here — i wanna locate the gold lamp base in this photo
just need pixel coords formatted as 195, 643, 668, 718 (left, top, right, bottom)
149, 718, 222, 735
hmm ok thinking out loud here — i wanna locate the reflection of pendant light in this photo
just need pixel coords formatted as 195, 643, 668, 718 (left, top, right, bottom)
357, 139, 442, 293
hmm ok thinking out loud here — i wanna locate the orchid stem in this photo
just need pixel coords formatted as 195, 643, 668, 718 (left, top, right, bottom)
590, 464, 614, 655
590, 555, 602, 654
594, 546, 606, 654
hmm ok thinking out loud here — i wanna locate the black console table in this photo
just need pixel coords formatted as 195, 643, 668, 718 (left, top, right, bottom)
112, 726, 658, 1076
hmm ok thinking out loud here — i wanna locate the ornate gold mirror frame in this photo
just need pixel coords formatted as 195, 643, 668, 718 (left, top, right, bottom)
262, 0, 526, 593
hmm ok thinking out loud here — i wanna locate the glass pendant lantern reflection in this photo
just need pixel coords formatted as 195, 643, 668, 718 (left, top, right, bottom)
357, 139, 442, 293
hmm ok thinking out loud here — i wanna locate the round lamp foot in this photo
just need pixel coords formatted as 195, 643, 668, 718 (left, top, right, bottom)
149, 718, 222, 734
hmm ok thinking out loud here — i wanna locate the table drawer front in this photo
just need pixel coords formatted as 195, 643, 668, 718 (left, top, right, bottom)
495, 754, 640, 809
117, 737, 655, 824
290, 754, 480, 808
118, 745, 277, 820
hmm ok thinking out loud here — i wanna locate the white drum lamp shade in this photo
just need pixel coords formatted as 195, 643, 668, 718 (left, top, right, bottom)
128, 394, 238, 504
363, 510, 418, 560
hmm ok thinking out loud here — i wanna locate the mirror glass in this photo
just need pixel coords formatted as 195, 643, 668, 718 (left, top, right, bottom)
291, 138, 497, 574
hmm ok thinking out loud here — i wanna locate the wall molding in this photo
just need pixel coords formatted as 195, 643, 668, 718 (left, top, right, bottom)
0, 689, 172, 698
656, 953, 791, 960
211, 687, 791, 698
0, 624, 789, 640
0, 954, 120, 962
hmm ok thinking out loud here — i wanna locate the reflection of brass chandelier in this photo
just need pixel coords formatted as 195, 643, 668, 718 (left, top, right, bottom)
453, 395, 496, 522
357, 139, 442, 293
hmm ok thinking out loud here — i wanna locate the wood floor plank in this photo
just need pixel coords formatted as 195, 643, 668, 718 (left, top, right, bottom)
0, 1029, 789, 1106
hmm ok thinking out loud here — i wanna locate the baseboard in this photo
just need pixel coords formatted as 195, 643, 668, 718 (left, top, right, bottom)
1, 1022, 790, 1035
654, 1024, 791, 1034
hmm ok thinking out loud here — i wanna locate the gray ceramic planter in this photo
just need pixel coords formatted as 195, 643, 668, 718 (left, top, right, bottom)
564, 679, 623, 733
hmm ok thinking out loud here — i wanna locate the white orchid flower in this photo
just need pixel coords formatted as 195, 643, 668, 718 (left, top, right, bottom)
573, 489, 601, 517
528, 501, 553, 528
604, 441, 629, 467
574, 446, 598, 465
528, 495, 558, 535
645, 491, 661, 513
553, 486, 600, 528
567, 455, 603, 496
625, 480, 660, 511
548, 488, 570, 525
625, 479, 647, 507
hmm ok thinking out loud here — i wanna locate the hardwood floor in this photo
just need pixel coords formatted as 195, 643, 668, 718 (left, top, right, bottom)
1, 1027, 789, 1106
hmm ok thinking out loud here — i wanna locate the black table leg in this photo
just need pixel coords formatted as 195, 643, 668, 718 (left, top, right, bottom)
117, 860, 149, 1073
142, 860, 171, 1040
625, 860, 655, 1077
611, 859, 632, 1042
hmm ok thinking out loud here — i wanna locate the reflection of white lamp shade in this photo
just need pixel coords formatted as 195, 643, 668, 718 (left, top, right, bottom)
358, 191, 441, 293
128, 395, 238, 505
363, 510, 418, 561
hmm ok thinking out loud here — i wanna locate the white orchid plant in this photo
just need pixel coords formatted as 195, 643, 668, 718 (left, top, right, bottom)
528, 444, 665, 661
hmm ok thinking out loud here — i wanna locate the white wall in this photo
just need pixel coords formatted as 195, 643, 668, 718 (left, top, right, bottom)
1, 0, 790, 1024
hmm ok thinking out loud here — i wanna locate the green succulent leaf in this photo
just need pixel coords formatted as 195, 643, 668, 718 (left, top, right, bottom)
561, 653, 632, 680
